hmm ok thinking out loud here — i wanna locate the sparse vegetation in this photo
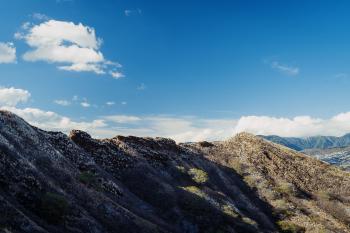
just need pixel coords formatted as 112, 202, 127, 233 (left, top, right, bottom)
38, 192, 69, 224
275, 181, 295, 195
243, 175, 257, 188
272, 199, 294, 218
230, 159, 245, 175
277, 220, 305, 233
316, 197, 350, 225
78, 171, 97, 185
175, 165, 186, 173
181, 185, 205, 198
221, 204, 239, 218
188, 168, 208, 184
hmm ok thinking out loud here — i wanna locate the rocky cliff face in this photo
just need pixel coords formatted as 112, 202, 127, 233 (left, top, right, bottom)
0, 110, 349, 233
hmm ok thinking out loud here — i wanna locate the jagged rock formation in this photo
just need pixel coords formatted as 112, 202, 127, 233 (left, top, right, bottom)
0, 110, 349, 233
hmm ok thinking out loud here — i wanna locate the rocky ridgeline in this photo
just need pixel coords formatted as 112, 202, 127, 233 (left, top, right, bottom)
0, 110, 350, 233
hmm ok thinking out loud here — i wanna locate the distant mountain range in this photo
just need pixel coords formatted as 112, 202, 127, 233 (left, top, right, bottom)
261, 134, 350, 170
260, 133, 350, 151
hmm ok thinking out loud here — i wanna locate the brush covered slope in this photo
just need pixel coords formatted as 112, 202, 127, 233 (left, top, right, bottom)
0, 110, 349, 233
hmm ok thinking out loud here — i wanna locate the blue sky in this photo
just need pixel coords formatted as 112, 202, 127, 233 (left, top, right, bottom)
1, 0, 350, 141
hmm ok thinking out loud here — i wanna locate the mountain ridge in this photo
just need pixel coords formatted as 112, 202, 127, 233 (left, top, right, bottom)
0, 110, 350, 233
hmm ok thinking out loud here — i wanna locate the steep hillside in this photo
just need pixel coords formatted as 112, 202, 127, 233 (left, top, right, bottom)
261, 134, 350, 151
0, 110, 349, 233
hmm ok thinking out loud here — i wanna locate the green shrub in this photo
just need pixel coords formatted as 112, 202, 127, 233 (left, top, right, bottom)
277, 220, 305, 233
78, 171, 97, 186
275, 181, 295, 195
243, 175, 257, 188
181, 186, 205, 198
39, 192, 69, 224
176, 165, 186, 174
273, 199, 293, 218
221, 204, 239, 218
188, 168, 208, 184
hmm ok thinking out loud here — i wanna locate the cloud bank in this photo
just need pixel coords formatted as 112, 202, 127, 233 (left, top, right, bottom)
3, 87, 350, 141
234, 114, 350, 137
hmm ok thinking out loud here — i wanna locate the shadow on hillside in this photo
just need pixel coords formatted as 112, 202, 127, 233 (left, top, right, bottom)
117, 145, 279, 233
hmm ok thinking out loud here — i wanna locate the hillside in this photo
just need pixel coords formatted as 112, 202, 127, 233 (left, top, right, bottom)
0, 110, 350, 233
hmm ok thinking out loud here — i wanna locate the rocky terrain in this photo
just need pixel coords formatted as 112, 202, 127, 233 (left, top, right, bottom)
0, 110, 350, 233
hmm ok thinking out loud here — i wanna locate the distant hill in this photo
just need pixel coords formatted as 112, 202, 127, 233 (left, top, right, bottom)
303, 146, 350, 171
261, 133, 350, 151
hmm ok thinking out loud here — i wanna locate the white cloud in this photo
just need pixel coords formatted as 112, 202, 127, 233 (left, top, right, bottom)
102, 115, 236, 142
59, 63, 105, 74
54, 99, 71, 106
121, 101, 127, 105
109, 71, 125, 79
271, 61, 299, 76
0, 42, 16, 64
17, 19, 122, 78
2, 106, 107, 134
106, 101, 115, 106
80, 101, 90, 108
0, 87, 30, 106
233, 113, 350, 137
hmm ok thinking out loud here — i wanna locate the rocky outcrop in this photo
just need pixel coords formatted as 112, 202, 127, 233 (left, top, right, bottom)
0, 111, 349, 233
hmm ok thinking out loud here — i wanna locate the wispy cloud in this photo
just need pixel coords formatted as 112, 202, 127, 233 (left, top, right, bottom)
80, 101, 91, 108
106, 101, 115, 106
104, 115, 141, 123
124, 9, 142, 16
137, 83, 146, 90
31, 13, 50, 21
270, 61, 299, 76
109, 71, 125, 79
54, 99, 71, 106
334, 73, 348, 80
